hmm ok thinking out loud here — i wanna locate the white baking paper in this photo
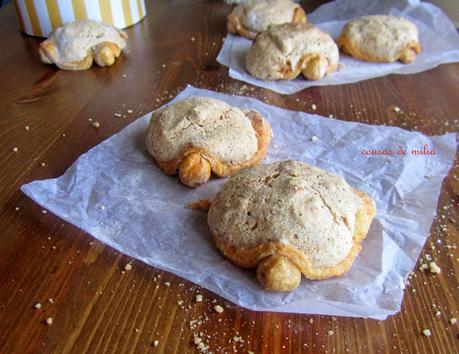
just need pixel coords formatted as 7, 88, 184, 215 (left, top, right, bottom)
22, 86, 456, 320
217, 0, 459, 94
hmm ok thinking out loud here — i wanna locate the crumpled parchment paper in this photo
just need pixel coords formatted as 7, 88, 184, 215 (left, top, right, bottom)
22, 86, 456, 319
217, 0, 459, 94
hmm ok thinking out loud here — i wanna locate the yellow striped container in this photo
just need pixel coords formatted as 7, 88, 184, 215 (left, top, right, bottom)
14, 0, 147, 37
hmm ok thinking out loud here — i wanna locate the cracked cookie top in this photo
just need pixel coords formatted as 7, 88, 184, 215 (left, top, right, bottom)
246, 23, 339, 80
338, 15, 419, 62
232, 0, 302, 33
208, 160, 363, 268
44, 20, 127, 63
145, 97, 259, 164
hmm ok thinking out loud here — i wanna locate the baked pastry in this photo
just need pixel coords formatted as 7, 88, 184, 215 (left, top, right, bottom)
337, 15, 421, 64
246, 23, 339, 81
227, 0, 307, 40
39, 20, 127, 70
208, 160, 376, 292
145, 97, 272, 187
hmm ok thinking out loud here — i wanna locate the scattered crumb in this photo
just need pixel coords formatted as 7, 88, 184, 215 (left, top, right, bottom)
195, 294, 203, 302
34, 303, 42, 309
311, 135, 319, 143
124, 263, 132, 271
45, 317, 53, 325
428, 262, 441, 274
25, 126, 30, 131
114, 113, 122, 118
12, 147, 18, 152
191, 37, 196, 42
309, 318, 314, 324
48, 298, 53, 304
42, 210, 47, 214
40, 162, 46, 167
153, 340, 159, 347
135, 328, 139, 333
15, 207, 19, 211
449, 317, 457, 325
327, 330, 334, 335
92, 122, 100, 129
311, 104, 317, 111
394, 106, 401, 113
164, 281, 170, 287
214, 305, 224, 313
127, 109, 133, 114
422, 329, 431, 336
186, 199, 212, 211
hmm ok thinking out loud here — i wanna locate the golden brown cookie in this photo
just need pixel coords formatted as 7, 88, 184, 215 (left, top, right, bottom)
39, 20, 127, 70
208, 160, 376, 292
145, 97, 272, 187
337, 15, 421, 64
246, 23, 339, 81
227, 0, 307, 40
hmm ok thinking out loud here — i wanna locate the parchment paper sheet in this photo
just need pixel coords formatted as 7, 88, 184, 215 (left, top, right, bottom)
217, 0, 459, 94
22, 86, 456, 319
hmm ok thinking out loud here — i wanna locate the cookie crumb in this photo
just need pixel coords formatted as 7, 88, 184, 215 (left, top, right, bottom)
42, 210, 47, 214
214, 305, 224, 313
327, 330, 334, 335
127, 109, 133, 114
311, 104, 317, 111
164, 281, 170, 287
34, 303, 42, 309
311, 135, 319, 143
191, 37, 196, 42
422, 329, 431, 336
124, 263, 132, 271
25, 126, 30, 131
92, 122, 100, 129
153, 340, 159, 346
428, 262, 441, 274
48, 298, 53, 304
41, 162, 46, 167
394, 106, 401, 113
45, 317, 53, 325
12, 147, 18, 152
449, 317, 457, 325
195, 294, 203, 302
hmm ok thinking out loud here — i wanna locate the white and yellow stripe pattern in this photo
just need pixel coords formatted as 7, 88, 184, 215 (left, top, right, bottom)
14, 0, 146, 37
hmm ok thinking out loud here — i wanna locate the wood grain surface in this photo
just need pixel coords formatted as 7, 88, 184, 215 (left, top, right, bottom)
0, 1, 458, 353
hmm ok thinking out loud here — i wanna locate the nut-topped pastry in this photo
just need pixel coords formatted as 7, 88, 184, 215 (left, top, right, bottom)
227, 0, 307, 40
208, 160, 376, 292
39, 20, 127, 70
246, 23, 339, 81
338, 15, 421, 64
145, 97, 272, 187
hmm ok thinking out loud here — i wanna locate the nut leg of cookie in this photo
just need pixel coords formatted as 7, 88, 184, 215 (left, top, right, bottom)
256, 254, 302, 291
179, 153, 212, 187
399, 48, 417, 64
94, 42, 121, 67
302, 56, 328, 81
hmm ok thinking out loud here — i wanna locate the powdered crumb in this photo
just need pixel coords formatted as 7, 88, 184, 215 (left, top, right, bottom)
428, 262, 441, 274
422, 329, 431, 336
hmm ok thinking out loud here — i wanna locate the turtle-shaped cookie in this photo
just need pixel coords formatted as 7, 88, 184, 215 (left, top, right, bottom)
145, 97, 272, 187
246, 23, 339, 81
39, 20, 127, 70
227, 0, 307, 40
208, 160, 376, 291
337, 15, 421, 64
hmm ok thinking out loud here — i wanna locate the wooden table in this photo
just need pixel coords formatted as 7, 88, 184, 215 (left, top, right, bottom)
0, 1, 458, 353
